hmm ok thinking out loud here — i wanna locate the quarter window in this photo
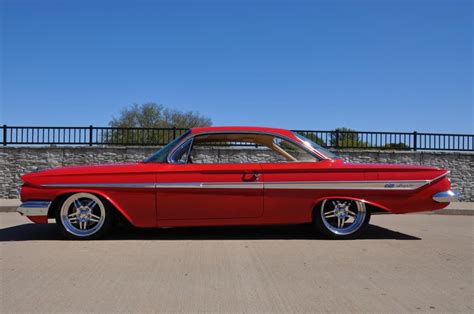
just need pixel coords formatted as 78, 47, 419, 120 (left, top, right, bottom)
170, 139, 193, 163
272, 137, 317, 162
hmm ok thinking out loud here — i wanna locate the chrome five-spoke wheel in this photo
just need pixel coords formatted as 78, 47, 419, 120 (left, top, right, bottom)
314, 199, 371, 239
56, 193, 111, 240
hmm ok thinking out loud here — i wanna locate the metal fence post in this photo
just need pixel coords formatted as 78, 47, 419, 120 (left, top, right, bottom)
413, 131, 417, 151
89, 125, 93, 146
3, 125, 6, 146
173, 126, 176, 139
334, 130, 339, 149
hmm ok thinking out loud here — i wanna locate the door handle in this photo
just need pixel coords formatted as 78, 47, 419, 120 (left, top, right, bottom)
242, 172, 260, 182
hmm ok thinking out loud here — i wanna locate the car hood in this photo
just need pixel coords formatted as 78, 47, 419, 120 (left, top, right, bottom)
21, 162, 160, 185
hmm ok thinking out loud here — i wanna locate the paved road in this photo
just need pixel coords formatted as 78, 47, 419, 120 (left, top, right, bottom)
1, 213, 473, 313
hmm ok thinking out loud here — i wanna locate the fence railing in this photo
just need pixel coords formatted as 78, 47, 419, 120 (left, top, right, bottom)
294, 130, 473, 151
2, 125, 473, 151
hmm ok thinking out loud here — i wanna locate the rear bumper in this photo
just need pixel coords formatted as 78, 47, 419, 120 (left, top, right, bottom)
17, 201, 51, 216
432, 190, 460, 203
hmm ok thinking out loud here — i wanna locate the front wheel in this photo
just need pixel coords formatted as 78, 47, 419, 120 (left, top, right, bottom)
55, 193, 112, 240
313, 199, 371, 239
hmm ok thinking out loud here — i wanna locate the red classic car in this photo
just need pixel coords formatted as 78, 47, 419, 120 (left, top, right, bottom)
17, 126, 459, 240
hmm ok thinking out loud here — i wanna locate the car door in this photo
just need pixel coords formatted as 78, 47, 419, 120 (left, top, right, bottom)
155, 134, 264, 221
259, 136, 334, 222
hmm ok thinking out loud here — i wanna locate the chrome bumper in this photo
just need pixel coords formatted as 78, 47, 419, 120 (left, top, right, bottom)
432, 190, 460, 203
17, 201, 51, 216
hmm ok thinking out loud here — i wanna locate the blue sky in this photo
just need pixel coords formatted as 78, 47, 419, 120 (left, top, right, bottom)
1, 0, 472, 133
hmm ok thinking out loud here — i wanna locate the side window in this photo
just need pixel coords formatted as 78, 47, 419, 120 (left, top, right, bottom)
185, 133, 318, 164
169, 133, 319, 164
188, 134, 286, 164
272, 137, 318, 162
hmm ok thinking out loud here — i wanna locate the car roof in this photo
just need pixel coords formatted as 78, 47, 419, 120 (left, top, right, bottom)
190, 126, 294, 137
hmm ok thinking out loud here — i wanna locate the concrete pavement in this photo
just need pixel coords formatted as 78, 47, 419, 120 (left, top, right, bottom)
1, 213, 473, 312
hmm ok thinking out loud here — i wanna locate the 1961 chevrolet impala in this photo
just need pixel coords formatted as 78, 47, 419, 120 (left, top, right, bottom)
17, 126, 459, 239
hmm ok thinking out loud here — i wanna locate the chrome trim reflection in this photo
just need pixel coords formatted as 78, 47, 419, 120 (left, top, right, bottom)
17, 201, 51, 216
432, 190, 460, 203
42, 182, 264, 189
43, 183, 156, 188
42, 179, 432, 190
430, 171, 450, 183
156, 182, 264, 189
265, 180, 429, 190
202, 182, 263, 189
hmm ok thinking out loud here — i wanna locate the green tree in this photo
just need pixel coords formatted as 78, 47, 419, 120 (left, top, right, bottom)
331, 127, 368, 148
109, 103, 212, 128
106, 103, 212, 145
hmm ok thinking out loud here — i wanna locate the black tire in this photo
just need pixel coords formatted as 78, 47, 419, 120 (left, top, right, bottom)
313, 199, 371, 240
55, 193, 113, 240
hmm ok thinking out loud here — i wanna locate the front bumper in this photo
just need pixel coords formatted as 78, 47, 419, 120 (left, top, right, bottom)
17, 201, 51, 216
432, 190, 460, 203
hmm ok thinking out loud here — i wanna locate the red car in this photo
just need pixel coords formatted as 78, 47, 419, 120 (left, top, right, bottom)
17, 126, 458, 240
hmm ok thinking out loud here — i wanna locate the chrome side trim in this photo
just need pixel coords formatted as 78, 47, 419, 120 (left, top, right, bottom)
41, 180, 430, 190
42, 182, 263, 189
42, 183, 156, 188
433, 190, 460, 203
430, 171, 450, 183
202, 182, 263, 189
154, 182, 202, 189
17, 201, 51, 216
156, 182, 264, 189
265, 180, 429, 190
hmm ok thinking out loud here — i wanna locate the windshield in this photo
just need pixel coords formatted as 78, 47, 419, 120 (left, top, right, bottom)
144, 131, 191, 163
292, 132, 339, 160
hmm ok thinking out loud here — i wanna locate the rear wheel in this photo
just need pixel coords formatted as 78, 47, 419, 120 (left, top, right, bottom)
313, 199, 371, 239
55, 193, 112, 240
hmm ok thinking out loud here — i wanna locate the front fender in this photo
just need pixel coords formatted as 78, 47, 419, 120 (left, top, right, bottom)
21, 185, 156, 227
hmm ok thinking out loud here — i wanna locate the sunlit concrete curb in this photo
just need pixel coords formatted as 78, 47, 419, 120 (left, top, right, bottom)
1, 199, 473, 215
0, 199, 20, 212
431, 202, 474, 216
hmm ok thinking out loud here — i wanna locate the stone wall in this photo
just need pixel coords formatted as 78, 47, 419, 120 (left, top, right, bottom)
1, 147, 472, 201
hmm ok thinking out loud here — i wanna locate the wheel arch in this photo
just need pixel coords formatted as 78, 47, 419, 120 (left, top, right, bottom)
47, 190, 134, 224
311, 196, 390, 220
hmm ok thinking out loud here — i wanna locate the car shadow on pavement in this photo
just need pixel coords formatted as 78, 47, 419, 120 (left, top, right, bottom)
0, 223, 421, 241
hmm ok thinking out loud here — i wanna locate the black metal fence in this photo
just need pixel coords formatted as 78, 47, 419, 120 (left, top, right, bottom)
2, 125, 473, 151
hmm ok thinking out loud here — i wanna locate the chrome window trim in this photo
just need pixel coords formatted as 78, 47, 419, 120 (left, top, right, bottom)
166, 130, 327, 164
168, 137, 194, 164
144, 130, 191, 163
